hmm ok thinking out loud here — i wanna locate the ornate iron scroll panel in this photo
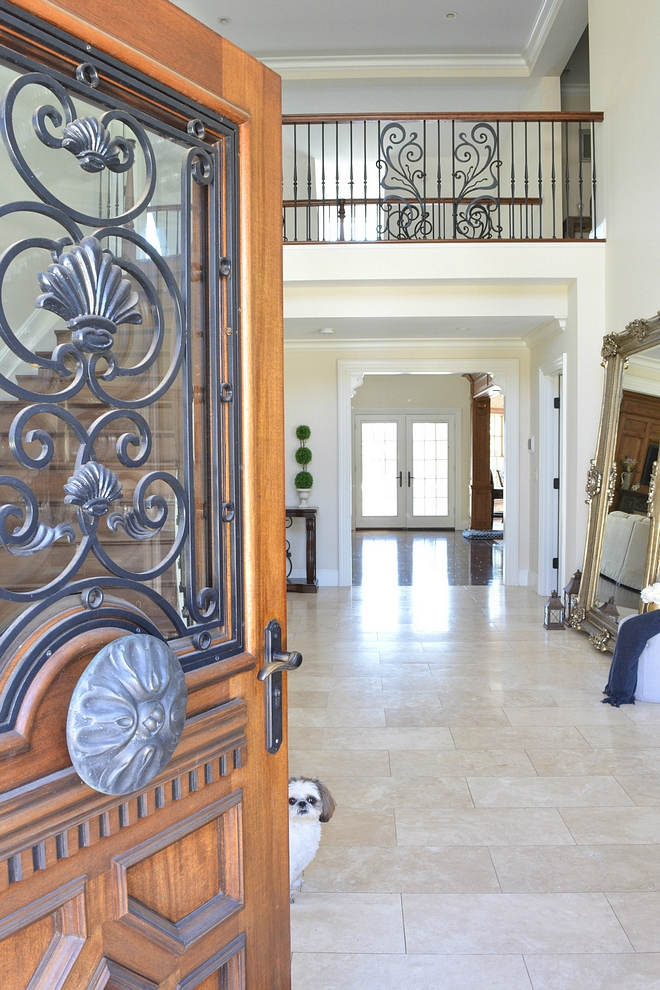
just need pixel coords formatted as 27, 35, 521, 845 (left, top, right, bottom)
0, 6, 242, 700
577, 313, 660, 652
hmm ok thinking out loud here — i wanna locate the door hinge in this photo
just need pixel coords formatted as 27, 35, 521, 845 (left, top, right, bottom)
553, 477, 560, 490
554, 397, 560, 409
553, 557, 559, 570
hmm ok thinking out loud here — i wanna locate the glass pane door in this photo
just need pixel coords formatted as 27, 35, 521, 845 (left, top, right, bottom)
410, 420, 451, 523
355, 417, 404, 527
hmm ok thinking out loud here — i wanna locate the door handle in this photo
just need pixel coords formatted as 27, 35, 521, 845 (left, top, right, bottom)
259, 619, 303, 754
398, 471, 402, 487
407, 471, 412, 487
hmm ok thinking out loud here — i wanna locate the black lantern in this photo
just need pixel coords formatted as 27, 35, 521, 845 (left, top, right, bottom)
599, 596, 619, 620
563, 570, 582, 626
544, 590, 565, 630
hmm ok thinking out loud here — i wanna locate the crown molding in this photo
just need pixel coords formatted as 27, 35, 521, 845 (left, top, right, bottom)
284, 336, 527, 351
259, 52, 529, 80
523, 317, 565, 348
523, 0, 563, 71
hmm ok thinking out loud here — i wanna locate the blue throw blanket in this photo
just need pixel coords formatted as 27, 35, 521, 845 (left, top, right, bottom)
603, 609, 660, 706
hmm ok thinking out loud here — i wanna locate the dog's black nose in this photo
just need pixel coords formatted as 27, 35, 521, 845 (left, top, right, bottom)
297, 800, 307, 808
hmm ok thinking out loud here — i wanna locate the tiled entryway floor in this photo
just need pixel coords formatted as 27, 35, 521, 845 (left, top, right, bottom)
287, 535, 660, 989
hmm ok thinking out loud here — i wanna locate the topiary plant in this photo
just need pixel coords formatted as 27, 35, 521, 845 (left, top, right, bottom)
295, 470, 313, 489
294, 425, 312, 490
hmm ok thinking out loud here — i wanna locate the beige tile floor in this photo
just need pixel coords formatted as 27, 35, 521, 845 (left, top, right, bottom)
287, 581, 660, 989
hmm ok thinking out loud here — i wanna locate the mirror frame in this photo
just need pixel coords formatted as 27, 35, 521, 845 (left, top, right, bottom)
574, 312, 660, 652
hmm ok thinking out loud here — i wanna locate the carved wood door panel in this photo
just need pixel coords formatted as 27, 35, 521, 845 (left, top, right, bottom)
0, 2, 288, 988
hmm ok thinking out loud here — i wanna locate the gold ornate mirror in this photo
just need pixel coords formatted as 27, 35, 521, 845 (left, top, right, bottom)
575, 313, 660, 651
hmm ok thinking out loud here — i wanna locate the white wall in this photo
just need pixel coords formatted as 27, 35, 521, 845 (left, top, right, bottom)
589, 0, 660, 333
283, 241, 606, 588
351, 373, 471, 527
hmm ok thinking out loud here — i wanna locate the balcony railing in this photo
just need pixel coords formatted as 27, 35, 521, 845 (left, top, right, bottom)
282, 112, 603, 244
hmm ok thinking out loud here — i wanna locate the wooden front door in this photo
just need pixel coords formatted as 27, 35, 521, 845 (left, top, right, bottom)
0, 2, 290, 988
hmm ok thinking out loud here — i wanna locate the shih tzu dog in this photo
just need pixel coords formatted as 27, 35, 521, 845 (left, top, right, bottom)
289, 776, 336, 902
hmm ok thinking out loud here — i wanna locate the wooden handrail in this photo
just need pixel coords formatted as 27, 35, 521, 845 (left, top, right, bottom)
283, 111, 603, 124
283, 196, 542, 208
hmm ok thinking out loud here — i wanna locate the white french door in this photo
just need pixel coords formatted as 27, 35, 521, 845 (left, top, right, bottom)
355, 414, 455, 528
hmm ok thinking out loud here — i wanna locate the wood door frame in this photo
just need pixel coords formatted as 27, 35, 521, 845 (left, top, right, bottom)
0, 3, 288, 988
538, 355, 567, 596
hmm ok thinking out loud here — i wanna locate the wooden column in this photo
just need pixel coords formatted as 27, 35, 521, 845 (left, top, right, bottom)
465, 374, 494, 531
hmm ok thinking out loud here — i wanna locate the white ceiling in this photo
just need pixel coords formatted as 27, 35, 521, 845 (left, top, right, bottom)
172, 0, 586, 74
283, 315, 554, 341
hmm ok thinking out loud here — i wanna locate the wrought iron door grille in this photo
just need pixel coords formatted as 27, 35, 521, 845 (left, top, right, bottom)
0, 2, 242, 688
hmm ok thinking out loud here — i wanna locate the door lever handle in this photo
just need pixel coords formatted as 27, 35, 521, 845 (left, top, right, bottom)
259, 619, 303, 754
257, 650, 303, 681
398, 470, 403, 487
407, 471, 412, 487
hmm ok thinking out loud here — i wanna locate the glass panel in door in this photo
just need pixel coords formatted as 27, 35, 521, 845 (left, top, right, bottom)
407, 417, 454, 528
356, 419, 404, 527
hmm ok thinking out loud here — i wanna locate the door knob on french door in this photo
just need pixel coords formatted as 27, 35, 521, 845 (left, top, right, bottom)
259, 619, 303, 754
398, 470, 403, 487
407, 471, 412, 487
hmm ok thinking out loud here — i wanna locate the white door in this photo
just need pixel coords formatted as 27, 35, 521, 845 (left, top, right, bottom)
355, 414, 455, 528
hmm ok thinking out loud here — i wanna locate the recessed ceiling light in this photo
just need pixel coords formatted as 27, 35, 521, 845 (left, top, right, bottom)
319, 327, 335, 334
218, 16, 231, 24
444, 11, 458, 19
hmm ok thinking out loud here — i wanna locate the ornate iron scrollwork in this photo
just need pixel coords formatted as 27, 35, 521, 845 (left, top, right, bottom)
0, 48, 239, 668
453, 123, 502, 240
377, 122, 432, 240
66, 633, 187, 795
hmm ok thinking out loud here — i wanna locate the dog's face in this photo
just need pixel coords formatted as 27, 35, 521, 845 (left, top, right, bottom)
288, 777, 336, 823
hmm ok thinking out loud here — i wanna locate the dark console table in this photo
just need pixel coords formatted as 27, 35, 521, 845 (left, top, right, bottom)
286, 507, 318, 593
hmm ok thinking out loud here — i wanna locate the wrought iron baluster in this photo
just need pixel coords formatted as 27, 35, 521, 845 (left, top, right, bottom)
510, 123, 515, 239
377, 119, 382, 240
451, 119, 456, 238
436, 118, 441, 239
591, 121, 598, 236
306, 122, 312, 242
321, 122, 326, 242
551, 120, 556, 239
293, 123, 298, 241
349, 120, 354, 240
422, 119, 427, 239
335, 120, 340, 241
496, 121, 501, 238
363, 120, 368, 241
524, 121, 529, 238
564, 120, 570, 238
537, 120, 542, 239
578, 122, 584, 238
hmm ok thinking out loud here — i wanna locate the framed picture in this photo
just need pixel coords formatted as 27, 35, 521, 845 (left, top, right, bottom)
641, 442, 659, 486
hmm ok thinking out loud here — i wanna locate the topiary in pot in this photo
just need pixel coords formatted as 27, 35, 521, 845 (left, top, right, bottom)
294, 426, 313, 505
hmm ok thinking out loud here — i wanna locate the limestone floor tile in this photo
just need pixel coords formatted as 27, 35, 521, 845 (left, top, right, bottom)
395, 807, 574, 846
291, 952, 534, 990
322, 726, 455, 751
401, 892, 633, 954
290, 893, 406, 953
288, 707, 386, 728
288, 749, 391, 778
316, 775, 474, 810
450, 726, 590, 750
327, 689, 441, 709
524, 953, 660, 989
621, 704, 660, 724
302, 845, 500, 893
288, 726, 324, 749
527, 748, 660, 776
467, 775, 635, 807
576, 725, 660, 749
320, 808, 396, 846
438, 688, 558, 707
547, 686, 610, 706
503, 705, 632, 726
389, 748, 538, 777
491, 844, 660, 892
606, 892, 660, 951
292, 674, 384, 692
385, 704, 510, 727
288, 690, 328, 709
559, 807, 660, 844
616, 775, 660, 805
